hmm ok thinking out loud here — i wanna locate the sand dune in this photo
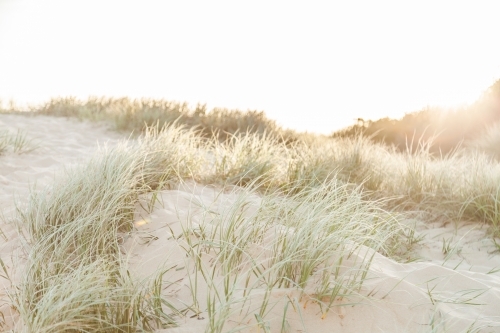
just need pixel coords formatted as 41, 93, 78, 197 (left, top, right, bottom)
0, 114, 123, 214
126, 183, 500, 332
1, 114, 500, 332
0, 114, 123, 330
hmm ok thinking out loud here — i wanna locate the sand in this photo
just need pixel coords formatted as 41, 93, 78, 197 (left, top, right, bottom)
1, 113, 500, 332
0, 114, 123, 330
126, 185, 500, 333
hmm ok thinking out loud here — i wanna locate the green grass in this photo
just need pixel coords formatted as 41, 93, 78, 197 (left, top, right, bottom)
174, 179, 408, 332
0, 130, 38, 155
25, 97, 302, 143
10, 125, 200, 332
2, 98, 500, 332
2, 123, 413, 332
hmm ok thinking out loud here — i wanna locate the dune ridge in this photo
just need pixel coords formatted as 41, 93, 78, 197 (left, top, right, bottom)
1, 113, 499, 332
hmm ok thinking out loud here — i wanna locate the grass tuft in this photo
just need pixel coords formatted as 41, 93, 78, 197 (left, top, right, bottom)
3, 101, 500, 331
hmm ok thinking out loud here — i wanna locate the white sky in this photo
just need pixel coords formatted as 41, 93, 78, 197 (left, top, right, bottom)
1, 0, 499, 133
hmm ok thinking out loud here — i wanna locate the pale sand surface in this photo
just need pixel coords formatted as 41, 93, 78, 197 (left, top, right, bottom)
127, 184, 500, 333
1, 114, 500, 332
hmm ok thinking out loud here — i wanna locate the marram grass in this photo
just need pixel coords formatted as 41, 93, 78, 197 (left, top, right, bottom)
4, 123, 413, 332
0, 130, 37, 155
2, 109, 500, 331
11, 125, 201, 332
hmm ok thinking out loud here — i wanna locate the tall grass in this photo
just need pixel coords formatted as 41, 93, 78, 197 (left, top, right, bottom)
175, 179, 409, 332
4, 101, 500, 330
469, 121, 500, 160
31, 97, 296, 143
5, 122, 415, 331
12, 125, 201, 332
0, 130, 37, 155
207, 132, 286, 189
332, 77, 500, 155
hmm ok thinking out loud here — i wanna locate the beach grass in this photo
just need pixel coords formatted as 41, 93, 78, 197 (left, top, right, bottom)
4, 123, 412, 332
0, 130, 37, 155
2, 99, 500, 331
29, 97, 301, 143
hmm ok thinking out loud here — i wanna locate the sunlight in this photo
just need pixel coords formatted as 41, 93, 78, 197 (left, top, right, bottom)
134, 218, 150, 228
1, 0, 499, 133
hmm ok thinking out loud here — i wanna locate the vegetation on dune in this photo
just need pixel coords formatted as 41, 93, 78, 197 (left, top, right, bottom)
2, 79, 500, 331
469, 120, 500, 160
27, 97, 303, 144
10, 126, 201, 332
2, 120, 500, 331
333, 79, 500, 155
0, 130, 37, 155
3, 125, 414, 332
7, 78, 500, 155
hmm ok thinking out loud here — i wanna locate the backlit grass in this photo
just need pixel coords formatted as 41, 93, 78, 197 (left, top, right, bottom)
2, 100, 500, 331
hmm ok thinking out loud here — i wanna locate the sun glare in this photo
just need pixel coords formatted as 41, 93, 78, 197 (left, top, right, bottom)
0, 0, 499, 133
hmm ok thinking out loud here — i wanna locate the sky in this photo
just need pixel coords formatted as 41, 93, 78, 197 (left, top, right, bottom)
0, 0, 499, 134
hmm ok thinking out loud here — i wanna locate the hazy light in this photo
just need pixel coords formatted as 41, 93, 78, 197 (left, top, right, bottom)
1, 0, 499, 133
